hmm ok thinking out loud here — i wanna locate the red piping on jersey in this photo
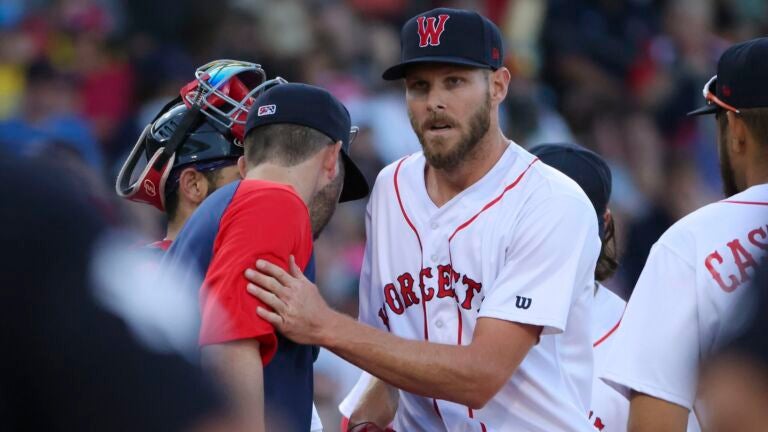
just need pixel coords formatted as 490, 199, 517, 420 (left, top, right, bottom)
466, 407, 488, 431
457, 304, 463, 345
395, 156, 444, 421
721, 200, 768, 206
593, 318, 622, 348
393, 157, 421, 250
448, 158, 540, 242
394, 156, 428, 342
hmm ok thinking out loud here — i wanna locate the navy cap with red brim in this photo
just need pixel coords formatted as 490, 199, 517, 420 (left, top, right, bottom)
382, 56, 494, 81
339, 151, 368, 202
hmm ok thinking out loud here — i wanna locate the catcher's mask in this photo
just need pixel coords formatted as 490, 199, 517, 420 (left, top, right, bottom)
116, 59, 286, 211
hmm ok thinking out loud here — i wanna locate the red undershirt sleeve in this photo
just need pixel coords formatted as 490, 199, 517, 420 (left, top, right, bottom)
198, 185, 313, 366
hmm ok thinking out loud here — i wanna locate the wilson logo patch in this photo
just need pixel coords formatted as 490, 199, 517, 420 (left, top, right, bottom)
515, 296, 532, 310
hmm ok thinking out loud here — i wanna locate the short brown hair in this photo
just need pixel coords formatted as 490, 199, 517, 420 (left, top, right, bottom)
244, 124, 333, 167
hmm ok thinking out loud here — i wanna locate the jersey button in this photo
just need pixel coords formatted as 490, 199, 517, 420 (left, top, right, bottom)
431, 222, 439, 230
430, 254, 438, 262
435, 320, 444, 328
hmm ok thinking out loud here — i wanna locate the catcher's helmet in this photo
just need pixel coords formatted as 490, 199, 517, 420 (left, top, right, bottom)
116, 59, 286, 211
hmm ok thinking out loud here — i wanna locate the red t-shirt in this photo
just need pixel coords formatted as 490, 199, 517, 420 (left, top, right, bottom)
198, 180, 313, 365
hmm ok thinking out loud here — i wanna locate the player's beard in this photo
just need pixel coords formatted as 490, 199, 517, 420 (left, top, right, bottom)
718, 119, 740, 197
410, 91, 491, 171
309, 166, 344, 240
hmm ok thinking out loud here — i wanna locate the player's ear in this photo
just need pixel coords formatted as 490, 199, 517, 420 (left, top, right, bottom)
179, 168, 207, 205
489, 67, 511, 105
237, 156, 247, 178
322, 141, 343, 179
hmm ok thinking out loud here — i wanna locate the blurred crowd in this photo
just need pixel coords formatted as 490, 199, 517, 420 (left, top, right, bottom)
2, 0, 767, 428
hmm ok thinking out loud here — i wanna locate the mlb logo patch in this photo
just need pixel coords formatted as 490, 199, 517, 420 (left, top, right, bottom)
257, 104, 276, 116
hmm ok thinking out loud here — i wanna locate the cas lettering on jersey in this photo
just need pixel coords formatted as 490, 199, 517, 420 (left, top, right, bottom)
376, 263, 482, 329
705, 223, 768, 292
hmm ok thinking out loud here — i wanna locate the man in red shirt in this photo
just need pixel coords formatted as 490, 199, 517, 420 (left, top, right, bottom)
162, 82, 369, 431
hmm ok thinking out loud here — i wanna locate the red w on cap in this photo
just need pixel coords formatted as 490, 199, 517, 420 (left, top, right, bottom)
417, 14, 450, 47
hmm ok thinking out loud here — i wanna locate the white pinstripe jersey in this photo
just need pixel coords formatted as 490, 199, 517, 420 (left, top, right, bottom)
358, 143, 601, 432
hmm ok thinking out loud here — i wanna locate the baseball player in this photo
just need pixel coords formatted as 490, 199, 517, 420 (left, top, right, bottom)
162, 83, 369, 432
117, 61, 326, 431
245, 8, 600, 431
530, 144, 698, 432
116, 60, 280, 251
338, 142, 617, 431
600, 37, 768, 431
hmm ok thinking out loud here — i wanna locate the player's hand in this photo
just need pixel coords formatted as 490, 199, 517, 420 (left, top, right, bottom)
244, 255, 334, 345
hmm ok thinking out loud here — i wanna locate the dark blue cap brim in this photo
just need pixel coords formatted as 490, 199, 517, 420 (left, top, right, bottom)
382, 56, 493, 80
339, 151, 369, 202
687, 104, 718, 116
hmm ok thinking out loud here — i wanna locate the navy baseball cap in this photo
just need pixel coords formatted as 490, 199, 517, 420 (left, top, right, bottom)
382, 8, 504, 80
244, 83, 369, 202
530, 143, 612, 237
689, 37, 768, 116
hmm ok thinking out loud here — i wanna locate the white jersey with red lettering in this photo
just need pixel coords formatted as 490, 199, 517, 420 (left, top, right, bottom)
601, 183, 768, 423
358, 143, 601, 432
342, 283, 699, 432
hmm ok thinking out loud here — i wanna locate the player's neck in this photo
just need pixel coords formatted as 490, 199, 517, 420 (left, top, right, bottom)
244, 163, 316, 205
165, 202, 195, 241
165, 222, 181, 242
425, 128, 509, 208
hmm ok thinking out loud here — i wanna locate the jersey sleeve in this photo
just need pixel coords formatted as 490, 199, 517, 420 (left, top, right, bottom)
478, 193, 600, 334
198, 187, 312, 366
600, 241, 700, 410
